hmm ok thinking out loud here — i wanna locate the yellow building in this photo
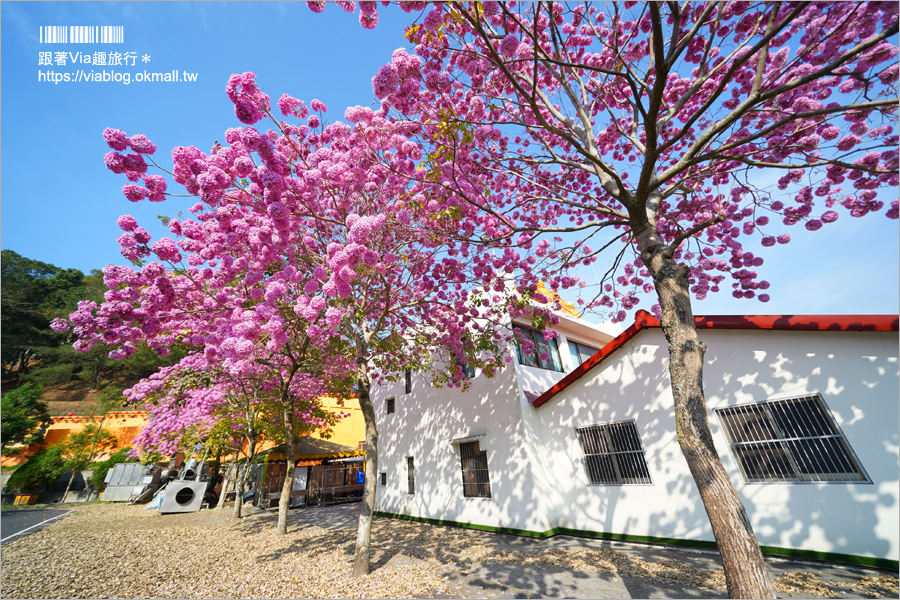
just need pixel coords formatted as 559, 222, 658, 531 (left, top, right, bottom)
2, 397, 366, 467
314, 395, 365, 448
1, 411, 149, 468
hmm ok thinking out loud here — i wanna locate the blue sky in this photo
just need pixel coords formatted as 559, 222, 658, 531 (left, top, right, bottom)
2, 1, 897, 318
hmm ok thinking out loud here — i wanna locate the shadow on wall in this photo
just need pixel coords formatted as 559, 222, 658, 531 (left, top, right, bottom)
704, 330, 899, 561
537, 339, 717, 544
376, 361, 549, 534
530, 327, 898, 562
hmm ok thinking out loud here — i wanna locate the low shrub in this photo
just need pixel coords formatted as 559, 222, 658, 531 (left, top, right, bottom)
6, 445, 66, 493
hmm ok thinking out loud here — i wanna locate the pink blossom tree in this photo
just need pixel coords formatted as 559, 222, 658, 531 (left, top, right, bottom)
54, 188, 354, 534
219, 79, 519, 575
56, 71, 521, 574
123, 353, 340, 518
314, 1, 898, 596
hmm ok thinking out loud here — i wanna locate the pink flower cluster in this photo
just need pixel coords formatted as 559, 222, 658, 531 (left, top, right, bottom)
327, 0, 898, 318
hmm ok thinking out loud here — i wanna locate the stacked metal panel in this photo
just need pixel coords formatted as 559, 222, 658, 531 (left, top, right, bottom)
102, 463, 149, 502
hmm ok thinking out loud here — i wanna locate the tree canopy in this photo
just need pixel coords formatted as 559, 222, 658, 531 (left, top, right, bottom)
1, 383, 51, 455
312, 2, 897, 596
46, 1, 899, 596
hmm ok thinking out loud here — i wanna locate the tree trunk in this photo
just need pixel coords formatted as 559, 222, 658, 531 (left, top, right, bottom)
351, 337, 378, 577
217, 451, 238, 510
234, 439, 256, 519
61, 469, 77, 503
233, 464, 245, 519
277, 393, 296, 535
17, 349, 32, 376
641, 236, 776, 599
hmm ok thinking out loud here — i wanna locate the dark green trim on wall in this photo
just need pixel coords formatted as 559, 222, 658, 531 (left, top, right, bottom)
556, 527, 719, 551
374, 511, 555, 538
374, 512, 899, 572
756, 545, 898, 572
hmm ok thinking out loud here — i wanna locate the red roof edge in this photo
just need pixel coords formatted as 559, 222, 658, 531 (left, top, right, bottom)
530, 311, 898, 409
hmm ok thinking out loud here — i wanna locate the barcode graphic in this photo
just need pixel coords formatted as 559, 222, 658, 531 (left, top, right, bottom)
39, 25, 124, 44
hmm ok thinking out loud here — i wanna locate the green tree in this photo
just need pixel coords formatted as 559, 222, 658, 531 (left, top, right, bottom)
1, 250, 185, 391
58, 420, 116, 501
5, 445, 66, 494
1, 250, 90, 381
1, 383, 51, 455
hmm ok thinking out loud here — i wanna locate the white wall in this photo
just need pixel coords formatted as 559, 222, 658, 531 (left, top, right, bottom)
534, 328, 899, 561
371, 318, 899, 562
370, 314, 618, 534
371, 356, 556, 533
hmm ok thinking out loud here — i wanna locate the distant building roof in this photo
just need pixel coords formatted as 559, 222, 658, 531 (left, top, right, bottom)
260, 436, 365, 462
535, 281, 580, 317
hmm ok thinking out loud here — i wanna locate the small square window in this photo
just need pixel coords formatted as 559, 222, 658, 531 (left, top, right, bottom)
716, 395, 870, 484
379, 472, 386, 486
386, 397, 395, 415
567, 340, 599, 368
453, 355, 476, 379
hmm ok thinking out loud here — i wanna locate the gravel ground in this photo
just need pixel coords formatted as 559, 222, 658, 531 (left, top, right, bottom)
1, 503, 897, 599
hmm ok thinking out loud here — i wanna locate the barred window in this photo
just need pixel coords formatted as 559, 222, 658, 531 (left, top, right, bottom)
716, 395, 870, 484
407, 457, 415, 495
386, 397, 395, 415
513, 324, 563, 372
576, 421, 652, 485
459, 441, 491, 498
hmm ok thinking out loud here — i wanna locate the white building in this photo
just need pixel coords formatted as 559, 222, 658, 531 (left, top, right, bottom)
371, 308, 899, 569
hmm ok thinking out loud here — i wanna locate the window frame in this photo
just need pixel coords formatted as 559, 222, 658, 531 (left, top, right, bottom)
453, 354, 476, 379
407, 456, 414, 495
379, 472, 386, 486
404, 369, 412, 394
513, 324, 564, 372
715, 394, 871, 484
567, 339, 600, 368
459, 441, 492, 499
386, 397, 395, 415
575, 420, 653, 486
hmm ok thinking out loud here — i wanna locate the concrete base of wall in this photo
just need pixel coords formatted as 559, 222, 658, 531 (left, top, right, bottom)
63, 490, 101, 503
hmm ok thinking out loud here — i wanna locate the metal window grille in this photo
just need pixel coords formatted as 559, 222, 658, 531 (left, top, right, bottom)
386, 397, 395, 415
513, 324, 564, 372
379, 472, 386, 486
716, 395, 870, 484
405, 370, 412, 394
407, 457, 415, 495
576, 421, 652, 485
459, 441, 492, 498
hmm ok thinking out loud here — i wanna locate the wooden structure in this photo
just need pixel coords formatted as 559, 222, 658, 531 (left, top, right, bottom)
254, 437, 365, 508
